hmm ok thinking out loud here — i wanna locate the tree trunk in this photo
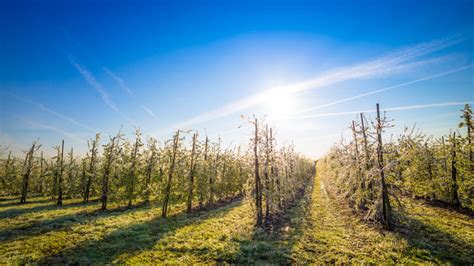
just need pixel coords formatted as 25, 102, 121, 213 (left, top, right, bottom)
84, 137, 98, 203
101, 136, 117, 211
264, 124, 271, 224
20, 143, 35, 203
38, 151, 44, 194
254, 119, 263, 227
2, 151, 12, 194
451, 132, 461, 208
57, 140, 64, 206
144, 143, 156, 205
127, 137, 140, 207
210, 150, 219, 205
162, 131, 179, 218
376, 104, 392, 230
187, 132, 198, 213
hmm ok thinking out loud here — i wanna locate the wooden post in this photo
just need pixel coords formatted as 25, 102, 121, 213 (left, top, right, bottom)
376, 104, 392, 230
80, 158, 86, 200
425, 143, 435, 199
270, 128, 281, 210
254, 118, 263, 227
102, 135, 118, 211
162, 131, 179, 218
2, 151, 12, 191
199, 136, 209, 208
127, 133, 141, 207
351, 121, 360, 160
20, 143, 35, 203
57, 140, 64, 206
451, 132, 461, 208
84, 135, 99, 203
38, 150, 44, 194
264, 124, 271, 224
209, 142, 219, 206
187, 132, 198, 213
144, 139, 157, 205
67, 148, 74, 199
360, 113, 370, 170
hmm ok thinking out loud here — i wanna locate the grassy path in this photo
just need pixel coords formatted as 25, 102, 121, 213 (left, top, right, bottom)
0, 175, 473, 264
290, 174, 474, 264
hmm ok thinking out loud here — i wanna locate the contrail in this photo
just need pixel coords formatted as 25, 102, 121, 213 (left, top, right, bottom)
141, 105, 157, 119
70, 59, 138, 126
104, 67, 135, 97
103, 67, 158, 120
71, 61, 119, 113
215, 101, 473, 137
282, 101, 474, 120
1, 90, 96, 132
293, 64, 474, 115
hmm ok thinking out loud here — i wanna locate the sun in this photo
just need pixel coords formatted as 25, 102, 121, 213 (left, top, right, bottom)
264, 89, 297, 118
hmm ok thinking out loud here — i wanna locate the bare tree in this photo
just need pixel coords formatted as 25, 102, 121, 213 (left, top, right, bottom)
162, 130, 180, 218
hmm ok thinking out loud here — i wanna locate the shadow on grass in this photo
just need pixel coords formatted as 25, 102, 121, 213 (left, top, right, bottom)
0, 202, 148, 243
0, 198, 100, 219
0, 197, 52, 208
232, 178, 315, 264
395, 213, 474, 264
413, 197, 474, 218
34, 199, 242, 264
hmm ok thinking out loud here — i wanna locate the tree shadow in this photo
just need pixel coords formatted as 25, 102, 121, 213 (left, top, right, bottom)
0, 202, 148, 243
232, 178, 315, 264
395, 212, 474, 264
412, 197, 474, 218
0, 198, 100, 219
34, 199, 241, 264
0, 197, 51, 208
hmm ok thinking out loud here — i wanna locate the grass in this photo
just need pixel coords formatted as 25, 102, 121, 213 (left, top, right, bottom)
1, 176, 472, 264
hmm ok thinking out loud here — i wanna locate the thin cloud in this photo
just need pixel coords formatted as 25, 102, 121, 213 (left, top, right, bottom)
104, 67, 159, 121
282, 101, 474, 120
104, 67, 135, 97
293, 64, 474, 115
162, 36, 463, 133
20, 117, 84, 144
1, 90, 96, 132
141, 105, 157, 118
71, 60, 119, 113
70, 59, 138, 126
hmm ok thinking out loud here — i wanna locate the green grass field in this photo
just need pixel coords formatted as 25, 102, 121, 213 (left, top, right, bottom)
1, 175, 473, 264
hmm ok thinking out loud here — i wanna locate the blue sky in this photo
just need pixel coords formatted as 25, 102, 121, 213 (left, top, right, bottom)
1, 0, 473, 158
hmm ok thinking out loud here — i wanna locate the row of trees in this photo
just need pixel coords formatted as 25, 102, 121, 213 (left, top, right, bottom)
318, 104, 473, 230
1, 120, 315, 225
248, 118, 315, 227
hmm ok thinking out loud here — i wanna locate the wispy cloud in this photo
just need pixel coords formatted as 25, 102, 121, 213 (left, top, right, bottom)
292, 64, 474, 115
1, 90, 96, 132
71, 60, 119, 113
141, 105, 157, 118
281, 101, 474, 120
20, 117, 84, 144
103, 67, 159, 121
104, 67, 135, 97
162, 36, 463, 132
70, 59, 137, 126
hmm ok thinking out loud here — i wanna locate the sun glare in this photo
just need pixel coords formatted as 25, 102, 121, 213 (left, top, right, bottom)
265, 89, 297, 117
